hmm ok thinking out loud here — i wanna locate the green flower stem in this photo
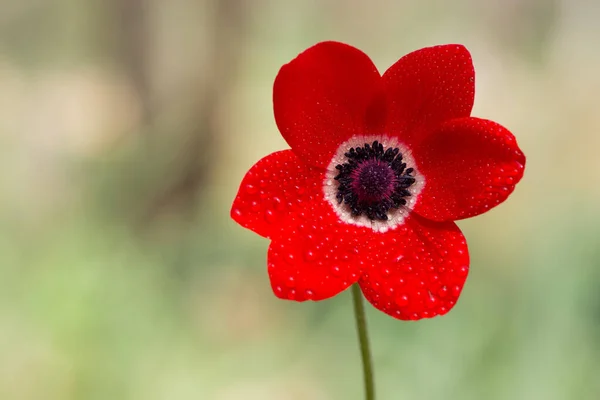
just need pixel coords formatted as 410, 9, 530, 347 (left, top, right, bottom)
351, 284, 375, 400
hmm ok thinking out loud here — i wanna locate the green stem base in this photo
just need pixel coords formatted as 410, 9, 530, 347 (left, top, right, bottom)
351, 284, 375, 400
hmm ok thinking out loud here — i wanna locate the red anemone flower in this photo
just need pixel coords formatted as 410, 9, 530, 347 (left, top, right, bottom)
231, 42, 525, 320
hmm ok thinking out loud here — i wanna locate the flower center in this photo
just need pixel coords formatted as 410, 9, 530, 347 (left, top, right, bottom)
334, 141, 415, 221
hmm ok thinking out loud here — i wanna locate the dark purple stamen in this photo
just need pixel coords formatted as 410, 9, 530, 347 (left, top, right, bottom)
334, 141, 415, 221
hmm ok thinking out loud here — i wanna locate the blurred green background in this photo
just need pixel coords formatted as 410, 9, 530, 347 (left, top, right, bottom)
1, 0, 599, 399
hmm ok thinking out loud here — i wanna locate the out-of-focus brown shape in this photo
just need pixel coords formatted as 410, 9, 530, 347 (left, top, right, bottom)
114, 0, 152, 122
116, 0, 251, 226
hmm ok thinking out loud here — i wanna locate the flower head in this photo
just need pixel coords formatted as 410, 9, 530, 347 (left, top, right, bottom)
231, 42, 525, 320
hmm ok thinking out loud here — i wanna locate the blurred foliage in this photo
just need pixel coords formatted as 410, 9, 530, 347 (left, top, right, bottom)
1, 0, 600, 399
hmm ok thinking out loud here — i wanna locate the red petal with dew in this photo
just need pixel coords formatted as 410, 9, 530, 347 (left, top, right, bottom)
231, 150, 323, 238
274, 41, 384, 168
359, 214, 469, 320
382, 44, 475, 147
412, 117, 526, 221
268, 199, 372, 301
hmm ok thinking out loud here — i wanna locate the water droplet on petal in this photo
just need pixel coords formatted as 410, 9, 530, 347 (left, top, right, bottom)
451, 285, 461, 297
286, 276, 295, 287
245, 184, 258, 194
305, 289, 314, 299
426, 293, 438, 308
438, 286, 448, 298
265, 209, 276, 224
273, 196, 286, 211
304, 250, 317, 262
395, 294, 409, 307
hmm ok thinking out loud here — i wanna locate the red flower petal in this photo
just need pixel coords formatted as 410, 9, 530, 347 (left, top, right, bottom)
412, 117, 526, 221
268, 200, 371, 301
273, 41, 384, 168
231, 150, 323, 238
358, 214, 469, 320
382, 44, 474, 146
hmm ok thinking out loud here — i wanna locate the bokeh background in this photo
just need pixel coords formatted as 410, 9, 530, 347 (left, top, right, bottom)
1, 0, 600, 399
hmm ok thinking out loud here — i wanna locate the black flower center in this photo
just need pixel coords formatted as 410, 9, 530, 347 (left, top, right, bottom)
334, 141, 415, 221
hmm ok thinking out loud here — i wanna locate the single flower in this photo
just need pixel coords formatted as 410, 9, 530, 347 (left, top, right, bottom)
231, 42, 525, 320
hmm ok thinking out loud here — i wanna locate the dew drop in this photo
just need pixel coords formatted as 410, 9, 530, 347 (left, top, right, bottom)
395, 294, 409, 307
507, 163, 523, 176
305, 289, 314, 299
232, 208, 242, 217
286, 276, 295, 287
451, 285, 461, 296
438, 286, 448, 298
273, 196, 286, 211
331, 265, 341, 276
458, 265, 468, 275
426, 293, 438, 308
285, 253, 295, 264
304, 250, 317, 262
245, 184, 258, 194
265, 209, 276, 224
